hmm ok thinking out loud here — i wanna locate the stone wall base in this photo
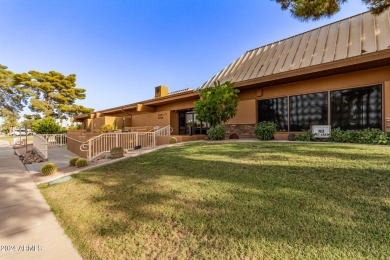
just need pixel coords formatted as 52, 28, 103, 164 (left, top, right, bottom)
224, 124, 257, 139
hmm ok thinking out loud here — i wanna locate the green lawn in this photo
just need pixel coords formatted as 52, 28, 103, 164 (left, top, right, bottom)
39, 142, 390, 259
0, 135, 33, 144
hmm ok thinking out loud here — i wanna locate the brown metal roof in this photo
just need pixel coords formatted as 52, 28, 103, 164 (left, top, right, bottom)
199, 10, 390, 89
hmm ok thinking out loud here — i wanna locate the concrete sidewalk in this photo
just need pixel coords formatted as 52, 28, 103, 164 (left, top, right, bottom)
0, 140, 81, 260
25, 146, 79, 173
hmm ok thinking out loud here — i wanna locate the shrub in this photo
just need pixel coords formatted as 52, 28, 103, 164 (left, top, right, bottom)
69, 157, 79, 166
328, 128, 390, 145
68, 124, 82, 130
101, 124, 114, 133
358, 128, 382, 144
169, 137, 177, 144
194, 81, 240, 127
293, 130, 314, 141
328, 127, 344, 142
32, 117, 62, 134
75, 158, 88, 168
110, 147, 124, 159
255, 121, 276, 140
41, 163, 57, 176
377, 132, 390, 145
207, 125, 225, 140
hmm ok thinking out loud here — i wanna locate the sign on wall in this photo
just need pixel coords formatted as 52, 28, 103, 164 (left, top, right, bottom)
158, 112, 168, 119
312, 125, 331, 138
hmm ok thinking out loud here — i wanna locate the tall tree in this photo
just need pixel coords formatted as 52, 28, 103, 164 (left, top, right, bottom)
1, 111, 20, 133
0, 65, 27, 117
273, 0, 390, 21
194, 82, 240, 127
16, 70, 94, 119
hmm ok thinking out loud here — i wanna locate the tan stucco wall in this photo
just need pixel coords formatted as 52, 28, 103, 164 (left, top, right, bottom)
227, 99, 257, 124
131, 110, 170, 127
92, 117, 105, 131
90, 116, 124, 131
170, 111, 179, 135
157, 99, 196, 112
259, 67, 390, 99
79, 66, 390, 134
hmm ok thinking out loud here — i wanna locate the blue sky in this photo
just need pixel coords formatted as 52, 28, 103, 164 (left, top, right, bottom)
0, 0, 369, 112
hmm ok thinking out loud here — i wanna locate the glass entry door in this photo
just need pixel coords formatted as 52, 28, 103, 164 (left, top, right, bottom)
178, 111, 209, 135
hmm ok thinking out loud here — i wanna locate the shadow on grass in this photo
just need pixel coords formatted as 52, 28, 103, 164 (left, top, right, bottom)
41, 142, 390, 258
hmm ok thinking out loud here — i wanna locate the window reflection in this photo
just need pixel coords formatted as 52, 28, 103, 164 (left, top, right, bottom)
257, 84, 382, 132
331, 85, 382, 130
179, 111, 209, 135
289, 92, 328, 131
258, 97, 288, 131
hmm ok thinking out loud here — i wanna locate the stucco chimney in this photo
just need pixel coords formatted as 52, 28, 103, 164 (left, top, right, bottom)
155, 85, 168, 98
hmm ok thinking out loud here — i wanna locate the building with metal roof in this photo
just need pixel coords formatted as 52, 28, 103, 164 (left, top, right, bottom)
73, 10, 390, 143
199, 10, 390, 90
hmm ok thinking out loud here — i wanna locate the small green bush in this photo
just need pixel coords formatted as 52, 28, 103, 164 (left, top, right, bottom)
69, 157, 79, 166
377, 132, 390, 144
110, 147, 124, 159
101, 124, 114, 133
255, 121, 276, 140
207, 125, 225, 140
41, 163, 57, 176
328, 127, 344, 142
75, 158, 88, 168
293, 130, 315, 141
169, 137, 177, 144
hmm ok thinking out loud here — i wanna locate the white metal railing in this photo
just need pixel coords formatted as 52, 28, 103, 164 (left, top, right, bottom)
154, 125, 173, 136
78, 125, 172, 161
33, 134, 48, 159
37, 134, 67, 146
80, 132, 155, 161
123, 126, 155, 132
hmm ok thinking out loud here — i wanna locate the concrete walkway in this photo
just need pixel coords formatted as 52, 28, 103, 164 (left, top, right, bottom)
0, 140, 81, 260
25, 146, 79, 173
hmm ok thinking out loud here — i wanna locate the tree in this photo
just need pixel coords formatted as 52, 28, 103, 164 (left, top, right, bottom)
273, 0, 390, 21
194, 81, 240, 127
0, 65, 27, 117
15, 70, 94, 119
31, 117, 62, 134
1, 112, 20, 134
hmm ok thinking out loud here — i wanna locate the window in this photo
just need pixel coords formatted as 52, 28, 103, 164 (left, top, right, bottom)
178, 111, 209, 135
331, 85, 382, 130
289, 92, 328, 131
258, 84, 382, 132
258, 97, 288, 131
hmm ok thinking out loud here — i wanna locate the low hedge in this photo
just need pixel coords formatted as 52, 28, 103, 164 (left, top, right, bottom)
328, 128, 390, 145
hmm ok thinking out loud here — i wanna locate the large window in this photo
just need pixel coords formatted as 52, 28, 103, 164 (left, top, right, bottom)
331, 85, 382, 130
258, 97, 288, 131
258, 84, 382, 132
289, 92, 328, 131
